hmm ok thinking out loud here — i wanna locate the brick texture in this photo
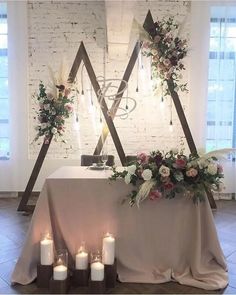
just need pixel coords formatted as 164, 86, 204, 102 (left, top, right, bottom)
28, 0, 191, 164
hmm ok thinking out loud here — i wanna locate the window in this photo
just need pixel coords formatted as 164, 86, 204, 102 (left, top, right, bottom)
0, 2, 9, 160
206, 6, 236, 152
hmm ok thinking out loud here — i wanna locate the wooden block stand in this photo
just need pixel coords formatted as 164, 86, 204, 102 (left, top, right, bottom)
49, 277, 70, 294
89, 278, 106, 294
36, 263, 53, 288
105, 259, 117, 288
72, 268, 90, 287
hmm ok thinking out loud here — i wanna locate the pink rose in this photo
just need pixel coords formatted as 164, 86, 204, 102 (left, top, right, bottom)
64, 103, 73, 112
154, 35, 161, 43
163, 59, 171, 67
137, 152, 149, 164
47, 93, 54, 100
174, 158, 187, 169
38, 116, 43, 123
142, 42, 149, 49
149, 190, 162, 200
186, 168, 198, 178
164, 182, 174, 190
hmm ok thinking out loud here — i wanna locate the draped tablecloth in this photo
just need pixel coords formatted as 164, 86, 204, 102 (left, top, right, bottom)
12, 166, 228, 290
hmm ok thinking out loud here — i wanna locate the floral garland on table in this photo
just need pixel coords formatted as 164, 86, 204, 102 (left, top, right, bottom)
110, 149, 224, 207
141, 16, 188, 96
34, 82, 74, 144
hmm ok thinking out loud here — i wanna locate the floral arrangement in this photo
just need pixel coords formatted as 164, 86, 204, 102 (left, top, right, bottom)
34, 82, 73, 144
110, 149, 224, 207
142, 16, 188, 96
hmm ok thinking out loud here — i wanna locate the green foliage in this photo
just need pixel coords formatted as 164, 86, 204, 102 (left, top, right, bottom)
34, 82, 74, 143
110, 150, 224, 207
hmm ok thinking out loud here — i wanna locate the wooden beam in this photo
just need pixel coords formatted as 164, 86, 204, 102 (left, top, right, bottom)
17, 135, 53, 211
69, 42, 126, 165
167, 79, 197, 155
142, 10, 216, 209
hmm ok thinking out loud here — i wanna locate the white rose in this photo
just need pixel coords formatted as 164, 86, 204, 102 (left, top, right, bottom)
197, 158, 207, 169
142, 169, 152, 181
159, 165, 170, 177
174, 86, 179, 92
207, 163, 218, 175
171, 148, 178, 154
151, 48, 157, 55
41, 123, 48, 129
124, 173, 131, 184
51, 127, 57, 134
127, 164, 136, 175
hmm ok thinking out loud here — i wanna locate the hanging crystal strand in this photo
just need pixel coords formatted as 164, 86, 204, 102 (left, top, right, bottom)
81, 64, 85, 100
126, 86, 129, 111
73, 77, 79, 123
169, 96, 173, 132
161, 86, 164, 102
136, 50, 139, 93
103, 24, 107, 87
150, 55, 152, 81
90, 82, 94, 107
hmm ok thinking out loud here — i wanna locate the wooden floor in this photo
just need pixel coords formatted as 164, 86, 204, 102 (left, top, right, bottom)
0, 199, 236, 294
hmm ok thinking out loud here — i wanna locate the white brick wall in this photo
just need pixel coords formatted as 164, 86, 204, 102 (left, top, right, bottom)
28, 0, 191, 164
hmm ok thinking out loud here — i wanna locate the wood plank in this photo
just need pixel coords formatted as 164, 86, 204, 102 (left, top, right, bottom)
17, 136, 53, 212
69, 42, 126, 165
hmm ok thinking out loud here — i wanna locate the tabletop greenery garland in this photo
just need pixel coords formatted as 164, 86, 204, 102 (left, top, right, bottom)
110, 150, 224, 207
141, 16, 188, 97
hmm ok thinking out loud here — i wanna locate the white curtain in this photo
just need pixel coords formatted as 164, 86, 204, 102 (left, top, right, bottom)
0, 1, 28, 192
206, 5, 236, 151
190, 1, 236, 199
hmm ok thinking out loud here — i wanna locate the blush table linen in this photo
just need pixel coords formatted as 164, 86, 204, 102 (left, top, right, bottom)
11, 166, 228, 290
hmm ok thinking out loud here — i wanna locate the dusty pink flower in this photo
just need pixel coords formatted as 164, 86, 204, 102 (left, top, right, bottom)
163, 59, 171, 67
186, 168, 198, 178
64, 103, 73, 112
164, 182, 174, 190
175, 158, 187, 169
137, 152, 149, 164
47, 93, 54, 100
38, 116, 43, 123
149, 190, 162, 200
142, 42, 149, 49
154, 35, 161, 43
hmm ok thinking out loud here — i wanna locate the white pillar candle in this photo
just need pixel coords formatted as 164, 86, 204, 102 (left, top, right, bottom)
40, 238, 54, 265
102, 233, 115, 265
75, 251, 88, 270
91, 262, 104, 281
53, 265, 68, 280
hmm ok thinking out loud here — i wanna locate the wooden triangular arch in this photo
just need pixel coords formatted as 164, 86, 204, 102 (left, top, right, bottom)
18, 10, 216, 212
